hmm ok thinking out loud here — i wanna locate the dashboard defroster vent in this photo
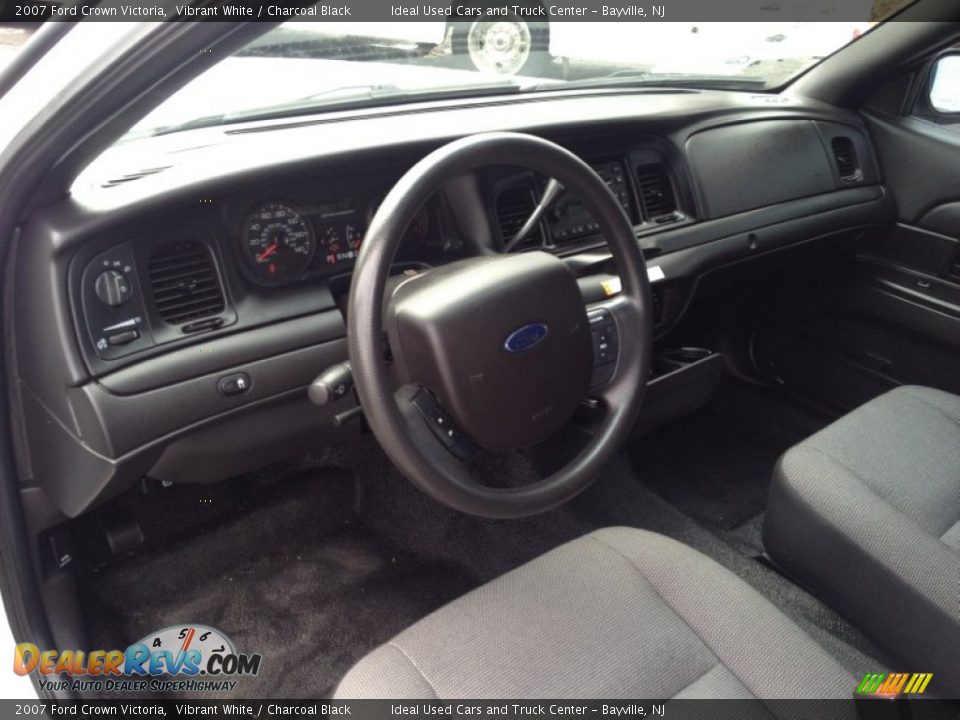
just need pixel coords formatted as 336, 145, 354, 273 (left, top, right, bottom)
101, 166, 171, 188
635, 163, 677, 221
830, 137, 862, 183
147, 240, 226, 326
495, 186, 543, 248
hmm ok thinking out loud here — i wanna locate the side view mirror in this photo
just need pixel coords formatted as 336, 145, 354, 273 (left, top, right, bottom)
928, 53, 960, 114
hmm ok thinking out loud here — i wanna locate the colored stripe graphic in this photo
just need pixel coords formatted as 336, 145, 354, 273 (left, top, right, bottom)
857, 674, 885, 694
878, 673, 908, 695
903, 673, 933, 694
856, 672, 932, 696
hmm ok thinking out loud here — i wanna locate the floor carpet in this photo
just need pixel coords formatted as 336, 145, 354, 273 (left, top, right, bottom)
77, 378, 893, 699
628, 379, 831, 530
80, 468, 475, 699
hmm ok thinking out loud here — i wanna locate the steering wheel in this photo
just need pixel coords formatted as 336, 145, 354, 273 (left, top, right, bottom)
348, 132, 652, 519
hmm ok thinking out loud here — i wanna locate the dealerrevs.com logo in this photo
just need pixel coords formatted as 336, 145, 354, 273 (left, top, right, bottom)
14, 625, 262, 694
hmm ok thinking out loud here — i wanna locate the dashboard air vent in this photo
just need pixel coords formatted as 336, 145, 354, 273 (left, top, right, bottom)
147, 240, 225, 325
635, 163, 677, 221
495, 186, 543, 248
831, 137, 862, 183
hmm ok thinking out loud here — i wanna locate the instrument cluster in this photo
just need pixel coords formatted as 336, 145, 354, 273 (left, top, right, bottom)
236, 193, 448, 287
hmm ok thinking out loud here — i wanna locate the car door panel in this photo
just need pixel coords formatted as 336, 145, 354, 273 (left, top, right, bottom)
756, 98, 960, 409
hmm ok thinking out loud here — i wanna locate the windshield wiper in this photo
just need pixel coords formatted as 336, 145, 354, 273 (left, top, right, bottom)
149, 80, 523, 137
530, 72, 769, 93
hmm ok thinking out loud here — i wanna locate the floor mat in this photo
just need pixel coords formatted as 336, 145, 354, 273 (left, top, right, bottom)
628, 379, 830, 530
80, 470, 476, 699
330, 439, 591, 583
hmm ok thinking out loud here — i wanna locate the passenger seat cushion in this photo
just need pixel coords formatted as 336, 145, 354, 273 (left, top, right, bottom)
336, 528, 855, 699
796, 386, 960, 535
764, 386, 960, 697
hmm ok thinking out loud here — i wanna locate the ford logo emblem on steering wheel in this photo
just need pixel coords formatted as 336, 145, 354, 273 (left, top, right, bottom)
504, 323, 549, 353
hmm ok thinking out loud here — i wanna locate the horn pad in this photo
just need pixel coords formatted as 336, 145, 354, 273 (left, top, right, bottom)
387, 252, 592, 450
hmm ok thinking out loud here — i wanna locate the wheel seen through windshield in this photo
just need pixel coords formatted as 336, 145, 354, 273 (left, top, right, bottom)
127, 16, 876, 138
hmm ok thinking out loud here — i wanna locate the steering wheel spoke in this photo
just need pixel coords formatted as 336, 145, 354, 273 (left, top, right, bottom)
503, 176, 565, 252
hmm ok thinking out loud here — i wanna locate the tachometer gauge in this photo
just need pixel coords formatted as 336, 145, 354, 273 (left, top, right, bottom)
242, 202, 316, 284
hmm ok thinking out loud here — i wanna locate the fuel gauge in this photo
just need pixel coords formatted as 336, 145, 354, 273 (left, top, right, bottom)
318, 222, 363, 270
321, 225, 343, 266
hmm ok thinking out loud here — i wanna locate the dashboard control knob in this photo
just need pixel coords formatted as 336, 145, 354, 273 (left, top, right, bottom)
94, 270, 131, 307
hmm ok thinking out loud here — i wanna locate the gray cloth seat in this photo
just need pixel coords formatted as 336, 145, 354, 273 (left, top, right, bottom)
336, 527, 855, 699
764, 385, 960, 698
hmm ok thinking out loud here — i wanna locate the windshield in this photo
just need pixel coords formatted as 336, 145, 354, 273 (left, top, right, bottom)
125, 15, 895, 138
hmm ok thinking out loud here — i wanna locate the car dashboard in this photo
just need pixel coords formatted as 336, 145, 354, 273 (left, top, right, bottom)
10, 88, 893, 519
73, 179, 467, 367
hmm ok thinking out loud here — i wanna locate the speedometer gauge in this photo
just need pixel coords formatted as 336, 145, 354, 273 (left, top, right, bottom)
242, 202, 315, 284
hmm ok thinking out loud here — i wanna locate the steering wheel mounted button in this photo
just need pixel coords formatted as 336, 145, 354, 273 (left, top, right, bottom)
592, 323, 619, 365
218, 372, 251, 397
588, 309, 613, 327
411, 390, 478, 460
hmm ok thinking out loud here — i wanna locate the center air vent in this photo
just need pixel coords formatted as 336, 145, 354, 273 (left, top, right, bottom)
831, 137, 862, 183
635, 163, 678, 221
495, 186, 543, 248
148, 240, 225, 325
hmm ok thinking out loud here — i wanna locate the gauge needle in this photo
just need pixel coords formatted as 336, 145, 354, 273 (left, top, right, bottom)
257, 243, 278, 262
181, 627, 195, 653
